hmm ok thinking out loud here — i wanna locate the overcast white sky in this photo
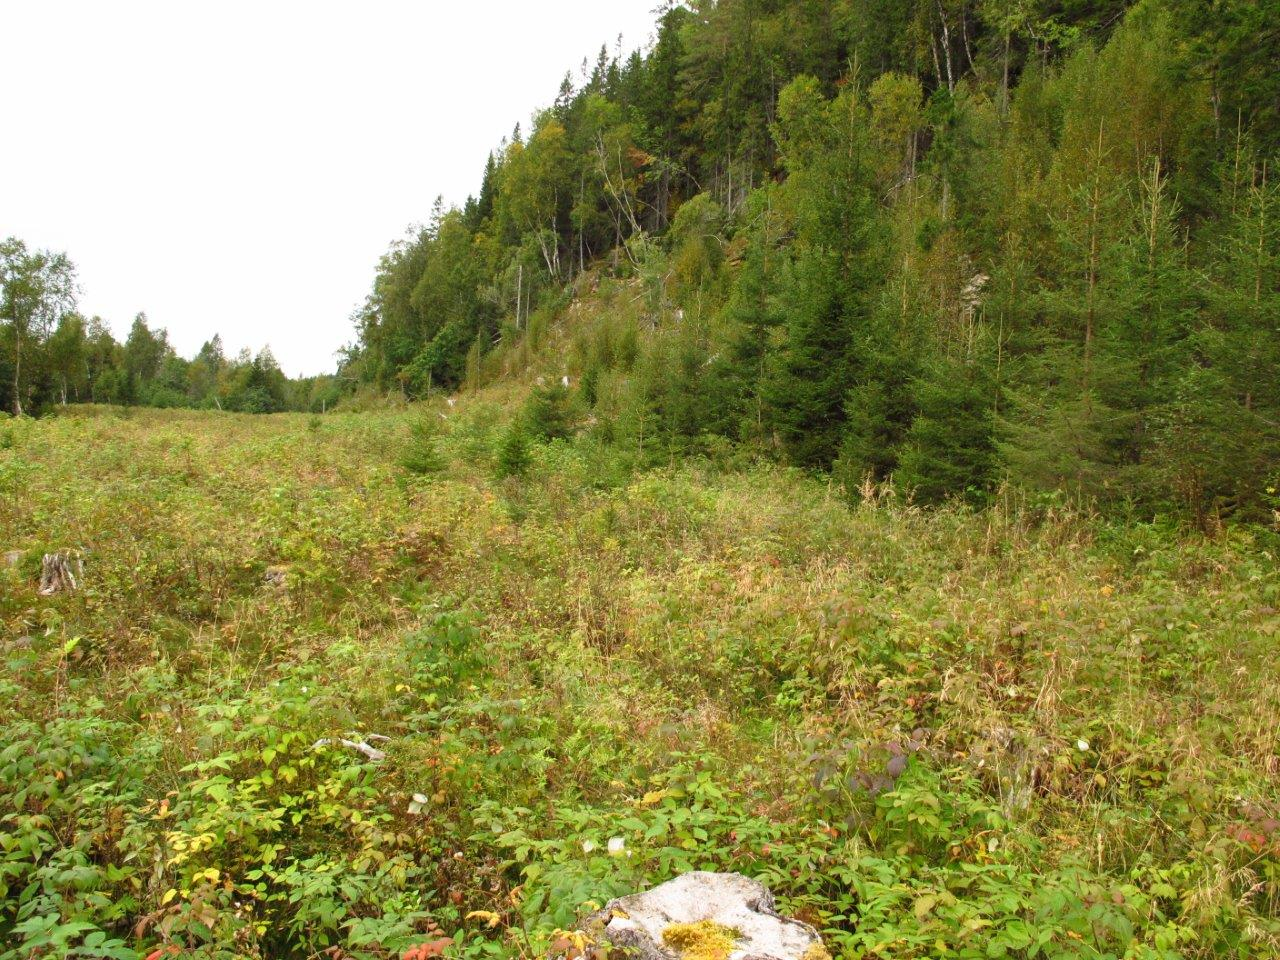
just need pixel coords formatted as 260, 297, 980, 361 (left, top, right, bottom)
0, 1, 658, 376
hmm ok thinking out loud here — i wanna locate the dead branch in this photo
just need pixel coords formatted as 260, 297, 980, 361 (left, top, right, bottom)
312, 737, 388, 763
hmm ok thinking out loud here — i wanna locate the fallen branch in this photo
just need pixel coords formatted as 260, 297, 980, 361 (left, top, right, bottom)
312, 737, 388, 763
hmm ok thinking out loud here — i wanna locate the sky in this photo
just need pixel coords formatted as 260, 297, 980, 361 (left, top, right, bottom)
0, 1, 659, 377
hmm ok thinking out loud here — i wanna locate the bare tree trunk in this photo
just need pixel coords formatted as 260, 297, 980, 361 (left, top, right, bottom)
960, 6, 978, 76
1083, 121, 1105, 411
13, 324, 23, 417
1257, 161, 1269, 304
936, 0, 955, 93
1001, 31, 1011, 116
578, 171, 586, 276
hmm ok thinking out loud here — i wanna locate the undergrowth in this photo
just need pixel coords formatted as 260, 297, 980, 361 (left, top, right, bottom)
1, 404, 1277, 958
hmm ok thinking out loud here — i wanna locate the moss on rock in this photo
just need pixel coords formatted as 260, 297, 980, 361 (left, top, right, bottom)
661, 921, 741, 960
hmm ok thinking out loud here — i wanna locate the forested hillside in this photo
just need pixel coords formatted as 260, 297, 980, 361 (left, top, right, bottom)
0, 239, 341, 415
353, 0, 1279, 521
4, 4, 1280, 955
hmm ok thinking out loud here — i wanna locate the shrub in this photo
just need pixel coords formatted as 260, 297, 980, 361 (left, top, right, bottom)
522, 383, 572, 441
401, 419, 447, 476
494, 424, 532, 478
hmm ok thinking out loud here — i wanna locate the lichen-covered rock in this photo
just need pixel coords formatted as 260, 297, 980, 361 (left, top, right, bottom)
581, 872, 827, 960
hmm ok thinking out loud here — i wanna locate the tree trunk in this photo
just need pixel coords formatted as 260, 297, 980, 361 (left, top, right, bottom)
1002, 31, 1011, 116
13, 322, 23, 416
936, 0, 955, 93
960, 6, 977, 76
1257, 161, 1269, 304
1083, 122, 1105, 411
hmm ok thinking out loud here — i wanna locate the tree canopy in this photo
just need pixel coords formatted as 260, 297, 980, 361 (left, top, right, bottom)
349, 0, 1279, 521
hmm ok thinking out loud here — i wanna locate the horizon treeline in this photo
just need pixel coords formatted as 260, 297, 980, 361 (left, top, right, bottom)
353, 0, 1279, 522
0, 238, 342, 415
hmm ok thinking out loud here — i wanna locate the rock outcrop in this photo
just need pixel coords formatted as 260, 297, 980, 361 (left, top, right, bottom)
581, 872, 827, 960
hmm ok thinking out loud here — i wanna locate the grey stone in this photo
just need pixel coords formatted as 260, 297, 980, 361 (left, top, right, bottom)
581, 872, 827, 960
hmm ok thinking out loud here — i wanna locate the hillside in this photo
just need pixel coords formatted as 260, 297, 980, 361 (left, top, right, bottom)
4, 0, 1280, 956
347, 0, 1279, 524
2, 402, 1278, 957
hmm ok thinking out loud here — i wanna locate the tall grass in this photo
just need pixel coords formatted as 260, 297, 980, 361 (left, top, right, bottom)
1, 404, 1276, 958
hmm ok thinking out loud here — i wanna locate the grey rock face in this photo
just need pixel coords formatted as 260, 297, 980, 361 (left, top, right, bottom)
581, 872, 827, 960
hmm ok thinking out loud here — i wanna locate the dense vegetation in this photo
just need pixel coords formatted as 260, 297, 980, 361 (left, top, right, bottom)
353, 0, 1278, 522
2, 402, 1278, 958
4, 1, 1280, 958
0, 239, 341, 415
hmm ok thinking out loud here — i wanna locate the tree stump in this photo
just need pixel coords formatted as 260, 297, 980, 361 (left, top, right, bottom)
39, 550, 83, 596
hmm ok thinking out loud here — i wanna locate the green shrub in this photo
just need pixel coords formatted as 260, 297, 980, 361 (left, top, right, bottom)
494, 425, 532, 478
522, 383, 572, 442
401, 419, 447, 476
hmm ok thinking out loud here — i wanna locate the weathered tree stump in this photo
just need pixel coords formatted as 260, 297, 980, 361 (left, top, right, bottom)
39, 550, 83, 596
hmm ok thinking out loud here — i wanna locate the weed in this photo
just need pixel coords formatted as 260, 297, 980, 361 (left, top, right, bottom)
1, 406, 1277, 958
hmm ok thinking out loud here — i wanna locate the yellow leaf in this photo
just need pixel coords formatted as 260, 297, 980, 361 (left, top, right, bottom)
161, 888, 178, 905
640, 790, 669, 807
914, 895, 938, 920
467, 910, 502, 929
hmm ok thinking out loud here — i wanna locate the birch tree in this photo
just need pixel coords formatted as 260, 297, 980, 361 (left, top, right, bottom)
1, 238, 77, 416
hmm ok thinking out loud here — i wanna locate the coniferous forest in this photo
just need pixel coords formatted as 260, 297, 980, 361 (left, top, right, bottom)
350, 0, 1279, 521
5, 2, 1280, 958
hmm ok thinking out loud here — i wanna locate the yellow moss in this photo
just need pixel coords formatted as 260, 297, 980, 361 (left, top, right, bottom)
661, 921, 741, 960
801, 942, 831, 960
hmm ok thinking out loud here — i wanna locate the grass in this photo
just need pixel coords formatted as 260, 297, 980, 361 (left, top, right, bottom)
1, 401, 1278, 959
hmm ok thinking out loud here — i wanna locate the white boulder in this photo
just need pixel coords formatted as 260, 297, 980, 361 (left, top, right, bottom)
581, 872, 827, 960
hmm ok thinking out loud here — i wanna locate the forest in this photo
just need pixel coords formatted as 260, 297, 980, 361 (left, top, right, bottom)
4, 1, 1280, 958
349, 0, 1279, 522
0, 238, 342, 415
